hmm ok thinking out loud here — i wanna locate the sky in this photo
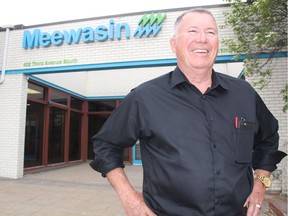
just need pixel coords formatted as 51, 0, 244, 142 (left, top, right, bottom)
0, 0, 227, 27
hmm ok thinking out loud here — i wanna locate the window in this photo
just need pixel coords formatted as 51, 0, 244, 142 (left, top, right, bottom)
88, 100, 116, 112
48, 107, 65, 164
24, 102, 44, 168
69, 112, 82, 161
71, 97, 82, 110
27, 83, 45, 100
51, 90, 68, 105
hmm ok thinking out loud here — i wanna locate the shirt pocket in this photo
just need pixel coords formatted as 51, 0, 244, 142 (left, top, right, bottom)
234, 125, 255, 164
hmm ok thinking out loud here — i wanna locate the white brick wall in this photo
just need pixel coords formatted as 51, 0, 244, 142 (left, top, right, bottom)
0, 74, 27, 178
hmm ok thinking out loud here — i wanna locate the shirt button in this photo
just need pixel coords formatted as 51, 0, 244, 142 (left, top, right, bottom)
215, 198, 223, 204
216, 169, 221, 175
201, 95, 206, 99
209, 117, 213, 122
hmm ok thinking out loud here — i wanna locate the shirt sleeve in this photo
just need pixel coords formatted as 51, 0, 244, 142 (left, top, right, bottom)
252, 93, 287, 171
89, 89, 143, 176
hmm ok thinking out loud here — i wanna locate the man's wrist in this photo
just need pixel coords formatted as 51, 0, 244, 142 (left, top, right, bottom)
254, 173, 271, 188
253, 169, 271, 188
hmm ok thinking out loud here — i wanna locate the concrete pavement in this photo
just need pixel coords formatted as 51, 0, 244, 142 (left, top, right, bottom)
0, 162, 286, 216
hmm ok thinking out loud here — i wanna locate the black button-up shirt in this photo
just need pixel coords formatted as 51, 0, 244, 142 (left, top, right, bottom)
90, 67, 286, 216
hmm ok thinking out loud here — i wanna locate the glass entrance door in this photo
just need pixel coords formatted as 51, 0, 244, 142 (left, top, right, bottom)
48, 107, 65, 164
24, 101, 44, 168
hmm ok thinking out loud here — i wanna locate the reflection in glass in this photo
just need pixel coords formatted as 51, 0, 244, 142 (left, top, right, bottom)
88, 101, 116, 112
27, 83, 44, 100
69, 112, 82, 161
24, 102, 44, 168
48, 107, 65, 164
71, 97, 82, 110
51, 90, 68, 105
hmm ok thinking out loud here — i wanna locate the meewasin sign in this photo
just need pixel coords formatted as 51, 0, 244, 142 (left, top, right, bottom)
22, 13, 167, 49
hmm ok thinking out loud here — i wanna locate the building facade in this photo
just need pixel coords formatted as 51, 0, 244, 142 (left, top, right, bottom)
0, 4, 287, 193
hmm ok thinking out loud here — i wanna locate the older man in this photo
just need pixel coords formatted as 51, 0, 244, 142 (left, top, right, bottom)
90, 9, 286, 216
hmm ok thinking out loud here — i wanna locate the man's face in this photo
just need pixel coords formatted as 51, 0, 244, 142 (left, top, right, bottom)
170, 12, 219, 72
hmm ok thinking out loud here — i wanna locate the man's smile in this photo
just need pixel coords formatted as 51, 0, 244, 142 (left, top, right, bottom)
191, 49, 209, 53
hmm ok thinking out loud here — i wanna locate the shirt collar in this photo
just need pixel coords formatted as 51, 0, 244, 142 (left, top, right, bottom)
169, 66, 186, 88
211, 71, 230, 91
170, 66, 230, 91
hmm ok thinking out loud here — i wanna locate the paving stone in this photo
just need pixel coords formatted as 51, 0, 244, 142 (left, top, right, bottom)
0, 163, 286, 216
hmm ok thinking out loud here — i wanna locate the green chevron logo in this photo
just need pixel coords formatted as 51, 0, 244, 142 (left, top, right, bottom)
138, 13, 167, 26
134, 13, 167, 38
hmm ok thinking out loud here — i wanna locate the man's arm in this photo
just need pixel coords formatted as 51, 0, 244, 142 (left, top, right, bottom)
244, 169, 270, 216
106, 168, 156, 216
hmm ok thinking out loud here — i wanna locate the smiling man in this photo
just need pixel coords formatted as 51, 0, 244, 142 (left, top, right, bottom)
90, 9, 286, 216
170, 10, 218, 94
